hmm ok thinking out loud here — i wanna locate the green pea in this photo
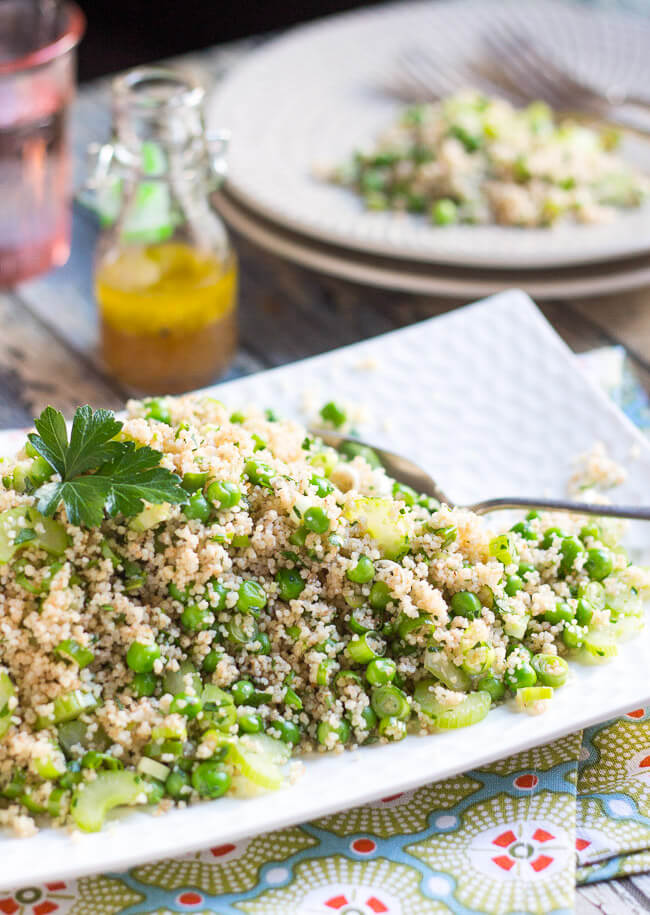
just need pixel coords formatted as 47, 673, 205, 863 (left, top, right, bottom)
431, 198, 457, 225
202, 651, 222, 675
207, 580, 227, 611
450, 591, 482, 620
28, 455, 53, 487
319, 401, 347, 428
252, 434, 267, 452
526, 510, 542, 520
562, 624, 584, 649
236, 580, 267, 615
311, 475, 334, 497
181, 604, 212, 631
366, 658, 397, 686
206, 479, 241, 509
396, 613, 434, 640
317, 719, 351, 746
191, 761, 231, 799
504, 662, 537, 692
531, 654, 569, 688
244, 459, 274, 488
144, 778, 165, 805
543, 600, 575, 625
505, 575, 524, 596
181, 471, 210, 492
232, 680, 255, 705
230, 411, 245, 424
559, 536, 583, 576
518, 562, 536, 578
348, 631, 384, 664
392, 482, 417, 506
510, 521, 537, 541
289, 526, 308, 547
126, 641, 160, 674
361, 705, 378, 732
585, 548, 613, 582
132, 672, 157, 697
541, 527, 567, 549
284, 687, 303, 710
371, 685, 410, 720
169, 693, 202, 719
377, 717, 408, 741
575, 598, 594, 626
165, 767, 190, 799
276, 568, 305, 601
276, 719, 300, 745
252, 632, 271, 654
145, 398, 171, 425
369, 581, 391, 610
238, 710, 263, 734
476, 675, 505, 701
182, 492, 211, 522
580, 523, 601, 542
347, 555, 375, 584
338, 442, 382, 469
304, 507, 329, 533
168, 582, 190, 603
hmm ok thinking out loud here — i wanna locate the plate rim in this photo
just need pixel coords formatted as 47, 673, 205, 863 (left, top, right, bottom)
210, 0, 650, 270
215, 189, 650, 300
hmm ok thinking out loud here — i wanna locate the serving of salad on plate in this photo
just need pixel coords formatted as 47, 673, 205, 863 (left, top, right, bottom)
0, 392, 646, 836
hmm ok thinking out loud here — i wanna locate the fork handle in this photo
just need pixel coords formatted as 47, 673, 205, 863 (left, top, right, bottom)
465, 497, 650, 522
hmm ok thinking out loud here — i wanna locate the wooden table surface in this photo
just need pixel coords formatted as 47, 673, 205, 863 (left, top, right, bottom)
2, 36, 650, 914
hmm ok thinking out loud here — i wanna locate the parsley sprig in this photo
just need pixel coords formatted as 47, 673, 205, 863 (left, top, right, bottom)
28, 405, 187, 527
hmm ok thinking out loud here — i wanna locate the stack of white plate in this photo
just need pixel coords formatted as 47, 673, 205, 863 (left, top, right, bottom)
208, 0, 650, 299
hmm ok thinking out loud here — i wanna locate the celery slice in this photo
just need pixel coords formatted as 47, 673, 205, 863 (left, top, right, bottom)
129, 502, 173, 532
71, 771, 143, 832
344, 497, 410, 560
516, 686, 553, 712
415, 686, 491, 730
0, 506, 69, 564
423, 650, 471, 691
52, 690, 99, 724
163, 661, 201, 697
137, 757, 170, 781
580, 630, 619, 663
32, 744, 67, 779
228, 733, 289, 790
0, 672, 16, 739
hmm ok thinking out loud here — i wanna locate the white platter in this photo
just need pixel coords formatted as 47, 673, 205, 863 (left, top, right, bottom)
209, 0, 650, 270
2, 289, 650, 888
215, 189, 650, 300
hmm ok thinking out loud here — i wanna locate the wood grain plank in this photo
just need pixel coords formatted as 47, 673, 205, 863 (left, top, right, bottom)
570, 290, 650, 372
0, 292, 121, 429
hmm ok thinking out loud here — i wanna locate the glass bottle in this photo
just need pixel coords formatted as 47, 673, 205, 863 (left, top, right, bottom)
89, 67, 237, 394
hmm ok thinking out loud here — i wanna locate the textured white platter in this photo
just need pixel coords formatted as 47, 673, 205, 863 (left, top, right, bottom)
209, 0, 650, 270
215, 189, 650, 300
2, 289, 650, 888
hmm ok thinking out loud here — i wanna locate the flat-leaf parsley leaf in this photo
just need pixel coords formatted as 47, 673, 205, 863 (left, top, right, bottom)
28, 405, 187, 527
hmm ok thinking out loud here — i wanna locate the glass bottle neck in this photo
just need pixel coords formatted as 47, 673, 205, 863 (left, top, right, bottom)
110, 67, 210, 175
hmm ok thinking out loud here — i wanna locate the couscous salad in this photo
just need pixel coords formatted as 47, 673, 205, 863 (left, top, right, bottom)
328, 90, 649, 227
0, 395, 646, 835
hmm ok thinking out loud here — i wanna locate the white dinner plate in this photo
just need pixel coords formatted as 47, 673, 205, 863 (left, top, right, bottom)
1, 289, 650, 888
209, 0, 650, 270
215, 189, 650, 300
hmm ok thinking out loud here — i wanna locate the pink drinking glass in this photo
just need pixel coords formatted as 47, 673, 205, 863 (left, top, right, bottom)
0, 1, 85, 286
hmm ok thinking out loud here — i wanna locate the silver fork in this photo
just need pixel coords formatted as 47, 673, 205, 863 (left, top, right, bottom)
393, 40, 650, 135
481, 28, 650, 133
314, 430, 650, 522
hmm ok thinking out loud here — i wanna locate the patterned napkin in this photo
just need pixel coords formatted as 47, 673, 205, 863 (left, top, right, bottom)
2, 347, 650, 915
